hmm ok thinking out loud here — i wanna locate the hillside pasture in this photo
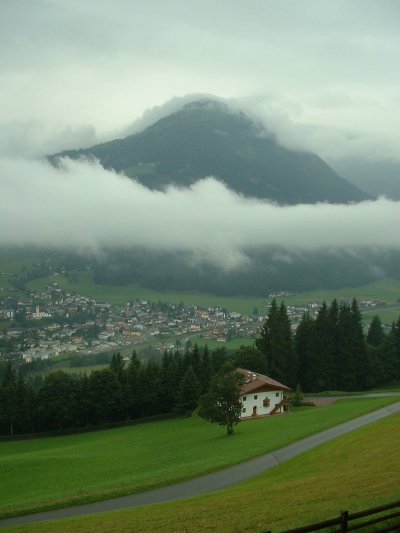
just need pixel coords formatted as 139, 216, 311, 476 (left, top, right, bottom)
0, 396, 397, 519
17, 410, 400, 533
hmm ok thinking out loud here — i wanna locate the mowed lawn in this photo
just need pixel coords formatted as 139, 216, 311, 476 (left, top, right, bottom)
0, 397, 398, 519
16, 410, 400, 533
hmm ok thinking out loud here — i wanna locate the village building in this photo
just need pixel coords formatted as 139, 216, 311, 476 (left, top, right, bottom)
237, 368, 291, 418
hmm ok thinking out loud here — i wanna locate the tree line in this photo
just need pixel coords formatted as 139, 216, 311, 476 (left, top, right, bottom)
1, 298, 399, 436
0, 346, 230, 436
254, 298, 400, 392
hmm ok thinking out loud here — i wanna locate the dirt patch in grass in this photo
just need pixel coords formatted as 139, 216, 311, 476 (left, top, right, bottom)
304, 396, 340, 405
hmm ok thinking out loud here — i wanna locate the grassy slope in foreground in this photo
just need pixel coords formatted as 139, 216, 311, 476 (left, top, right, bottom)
17, 411, 400, 533
0, 397, 398, 519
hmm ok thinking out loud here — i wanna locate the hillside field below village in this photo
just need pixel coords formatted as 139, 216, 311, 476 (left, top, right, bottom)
10, 410, 398, 533
0, 396, 398, 521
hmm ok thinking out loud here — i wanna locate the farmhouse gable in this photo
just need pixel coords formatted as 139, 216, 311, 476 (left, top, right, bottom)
237, 368, 291, 418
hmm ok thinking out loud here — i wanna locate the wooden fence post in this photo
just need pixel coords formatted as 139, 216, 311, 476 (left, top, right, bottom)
340, 510, 348, 533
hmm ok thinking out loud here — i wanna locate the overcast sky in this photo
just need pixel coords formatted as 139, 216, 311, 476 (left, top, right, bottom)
1, 0, 399, 160
1, 1, 400, 264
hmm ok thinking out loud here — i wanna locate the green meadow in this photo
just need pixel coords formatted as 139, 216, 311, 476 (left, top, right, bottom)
26, 271, 267, 313
26, 272, 400, 319
15, 410, 400, 533
0, 396, 397, 520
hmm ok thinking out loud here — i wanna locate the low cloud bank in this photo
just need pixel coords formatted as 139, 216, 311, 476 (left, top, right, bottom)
1, 157, 399, 269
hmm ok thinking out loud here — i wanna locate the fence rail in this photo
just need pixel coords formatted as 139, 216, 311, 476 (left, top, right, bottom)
264, 499, 400, 533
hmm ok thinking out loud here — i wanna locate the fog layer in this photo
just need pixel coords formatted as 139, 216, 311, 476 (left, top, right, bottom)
1, 157, 399, 269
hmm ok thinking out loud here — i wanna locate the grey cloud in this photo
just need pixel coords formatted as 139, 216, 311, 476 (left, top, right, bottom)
0, 0, 399, 161
0, 121, 99, 159
1, 157, 399, 269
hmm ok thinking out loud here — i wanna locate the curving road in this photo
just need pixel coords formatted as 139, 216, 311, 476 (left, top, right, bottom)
1, 397, 400, 529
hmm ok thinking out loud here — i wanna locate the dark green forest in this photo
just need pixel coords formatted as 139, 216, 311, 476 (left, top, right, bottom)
1, 299, 399, 436
91, 247, 400, 295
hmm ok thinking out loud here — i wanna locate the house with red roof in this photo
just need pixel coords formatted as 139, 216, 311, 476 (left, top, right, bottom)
237, 368, 291, 418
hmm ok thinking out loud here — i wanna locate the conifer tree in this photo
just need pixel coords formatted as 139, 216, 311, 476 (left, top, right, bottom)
127, 350, 142, 418
385, 317, 400, 380
200, 345, 212, 394
0, 361, 17, 435
110, 352, 126, 383
160, 351, 180, 412
234, 345, 267, 375
367, 315, 385, 347
175, 365, 201, 415
295, 312, 315, 391
336, 299, 367, 390
256, 299, 296, 385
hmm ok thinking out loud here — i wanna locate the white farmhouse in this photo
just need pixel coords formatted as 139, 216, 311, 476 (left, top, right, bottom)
237, 368, 291, 418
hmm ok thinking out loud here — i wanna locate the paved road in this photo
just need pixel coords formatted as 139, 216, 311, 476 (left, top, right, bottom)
1, 398, 400, 529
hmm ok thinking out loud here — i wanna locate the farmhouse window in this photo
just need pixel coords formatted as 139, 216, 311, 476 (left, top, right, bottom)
254, 395, 257, 400
242, 407, 246, 413
276, 392, 280, 397
263, 398, 270, 407
243, 396, 247, 401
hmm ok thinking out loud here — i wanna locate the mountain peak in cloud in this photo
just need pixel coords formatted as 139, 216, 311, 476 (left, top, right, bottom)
52, 97, 369, 205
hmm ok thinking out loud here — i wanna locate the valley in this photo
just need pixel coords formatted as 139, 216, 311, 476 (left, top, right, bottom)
1, 250, 400, 370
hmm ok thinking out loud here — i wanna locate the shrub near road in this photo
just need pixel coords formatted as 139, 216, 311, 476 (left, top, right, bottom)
0, 396, 398, 519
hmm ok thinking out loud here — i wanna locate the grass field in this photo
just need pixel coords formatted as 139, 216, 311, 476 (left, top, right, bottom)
26, 271, 400, 317
0, 396, 398, 520
26, 271, 267, 313
16, 410, 400, 533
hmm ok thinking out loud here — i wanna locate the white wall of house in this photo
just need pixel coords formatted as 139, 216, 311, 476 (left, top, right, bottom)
240, 390, 284, 418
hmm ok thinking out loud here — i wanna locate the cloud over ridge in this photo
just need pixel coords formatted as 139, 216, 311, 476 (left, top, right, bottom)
1, 157, 399, 269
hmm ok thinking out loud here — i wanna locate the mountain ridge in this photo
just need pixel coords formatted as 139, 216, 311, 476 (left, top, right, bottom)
51, 99, 369, 205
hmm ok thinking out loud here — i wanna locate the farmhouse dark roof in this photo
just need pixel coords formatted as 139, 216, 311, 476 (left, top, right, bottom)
236, 368, 291, 394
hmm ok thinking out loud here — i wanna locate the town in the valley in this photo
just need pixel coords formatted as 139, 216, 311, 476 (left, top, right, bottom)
0, 273, 383, 364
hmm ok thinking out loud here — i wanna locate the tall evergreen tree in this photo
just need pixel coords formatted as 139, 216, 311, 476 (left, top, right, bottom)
336, 299, 368, 390
36, 371, 80, 431
175, 365, 201, 415
139, 360, 161, 417
367, 315, 385, 347
0, 361, 18, 435
385, 317, 400, 380
295, 313, 315, 391
200, 345, 212, 394
160, 351, 180, 413
256, 299, 296, 385
234, 345, 268, 375
86, 369, 124, 424
279, 301, 298, 386
126, 350, 142, 417
110, 352, 126, 383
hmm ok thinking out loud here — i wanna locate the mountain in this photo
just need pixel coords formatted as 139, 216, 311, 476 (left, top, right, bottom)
329, 157, 400, 200
52, 100, 368, 204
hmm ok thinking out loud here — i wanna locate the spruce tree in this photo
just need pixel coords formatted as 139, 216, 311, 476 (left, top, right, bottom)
295, 313, 315, 391
200, 345, 212, 394
336, 299, 367, 391
256, 299, 296, 385
0, 361, 17, 435
175, 365, 201, 415
367, 316, 385, 347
